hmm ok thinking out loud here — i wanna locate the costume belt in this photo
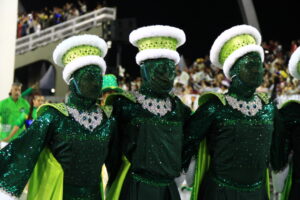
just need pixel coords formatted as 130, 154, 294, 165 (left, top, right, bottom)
210, 172, 263, 192
131, 171, 173, 187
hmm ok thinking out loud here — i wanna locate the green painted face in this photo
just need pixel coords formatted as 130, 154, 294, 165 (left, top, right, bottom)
70, 65, 103, 100
140, 58, 176, 94
230, 52, 264, 89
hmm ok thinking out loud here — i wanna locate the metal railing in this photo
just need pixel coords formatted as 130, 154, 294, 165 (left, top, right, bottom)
16, 7, 116, 55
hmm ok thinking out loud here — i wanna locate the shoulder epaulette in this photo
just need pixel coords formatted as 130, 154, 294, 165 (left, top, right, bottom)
37, 103, 68, 117
198, 92, 226, 107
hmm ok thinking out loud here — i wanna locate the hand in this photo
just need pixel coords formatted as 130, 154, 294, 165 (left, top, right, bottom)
271, 164, 290, 193
0, 141, 9, 149
185, 158, 196, 187
31, 82, 39, 90
174, 172, 186, 187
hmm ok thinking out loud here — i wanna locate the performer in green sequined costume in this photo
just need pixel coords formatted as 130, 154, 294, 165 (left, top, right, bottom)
272, 46, 300, 200
183, 25, 282, 200
106, 25, 191, 200
0, 34, 117, 200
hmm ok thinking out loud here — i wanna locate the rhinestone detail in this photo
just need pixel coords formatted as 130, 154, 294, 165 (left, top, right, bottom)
67, 106, 103, 131
225, 95, 262, 116
133, 91, 172, 117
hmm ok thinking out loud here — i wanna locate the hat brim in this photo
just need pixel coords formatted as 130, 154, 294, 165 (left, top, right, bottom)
129, 25, 186, 47
63, 55, 106, 84
223, 45, 264, 80
288, 47, 300, 80
102, 87, 123, 93
53, 34, 108, 67
210, 25, 262, 68
136, 49, 180, 66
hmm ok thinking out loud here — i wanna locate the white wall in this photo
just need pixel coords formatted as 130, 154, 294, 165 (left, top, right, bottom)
0, 0, 18, 100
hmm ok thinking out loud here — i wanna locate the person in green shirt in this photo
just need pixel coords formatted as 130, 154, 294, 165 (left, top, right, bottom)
0, 82, 30, 140
2, 94, 45, 142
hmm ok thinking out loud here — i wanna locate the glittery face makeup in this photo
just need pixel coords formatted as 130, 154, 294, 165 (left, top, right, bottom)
140, 58, 176, 94
71, 65, 103, 100
232, 52, 264, 88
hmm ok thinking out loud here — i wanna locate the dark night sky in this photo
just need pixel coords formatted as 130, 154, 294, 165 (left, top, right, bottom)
20, 0, 300, 77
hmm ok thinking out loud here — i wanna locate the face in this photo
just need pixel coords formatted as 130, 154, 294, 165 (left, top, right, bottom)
141, 58, 176, 94
33, 96, 45, 107
232, 52, 264, 88
71, 65, 103, 100
11, 85, 22, 100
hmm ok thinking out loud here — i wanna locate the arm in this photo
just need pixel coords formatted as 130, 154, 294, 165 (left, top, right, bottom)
270, 104, 294, 193
0, 109, 54, 198
21, 82, 38, 98
2, 126, 19, 142
182, 99, 216, 171
105, 97, 124, 189
21, 87, 33, 98
2, 113, 27, 142
270, 106, 291, 172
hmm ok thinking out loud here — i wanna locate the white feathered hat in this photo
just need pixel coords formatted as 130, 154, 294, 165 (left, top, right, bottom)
209, 24, 264, 80
288, 47, 300, 80
129, 25, 186, 65
53, 34, 108, 84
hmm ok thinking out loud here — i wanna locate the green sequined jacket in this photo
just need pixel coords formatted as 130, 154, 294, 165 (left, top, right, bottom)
0, 103, 117, 200
108, 92, 191, 186
183, 92, 282, 200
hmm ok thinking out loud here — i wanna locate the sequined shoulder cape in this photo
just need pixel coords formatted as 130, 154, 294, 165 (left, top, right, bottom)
184, 92, 278, 200
106, 91, 191, 200
0, 103, 117, 200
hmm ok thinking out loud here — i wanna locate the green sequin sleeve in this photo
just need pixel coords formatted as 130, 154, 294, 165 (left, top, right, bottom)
105, 96, 126, 187
0, 108, 54, 197
271, 103, 299, 171
104, 114, 121, 188
182, 98, 217, 170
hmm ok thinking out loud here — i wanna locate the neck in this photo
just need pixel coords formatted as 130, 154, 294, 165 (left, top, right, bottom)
11, 96, 18, 102
139, 84, 169, 99
228, 80, 256, 101
67, 92, 97, 111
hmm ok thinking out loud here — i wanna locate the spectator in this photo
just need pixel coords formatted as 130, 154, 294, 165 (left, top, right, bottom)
0, 82, 30, 141
2, 94, 45, 142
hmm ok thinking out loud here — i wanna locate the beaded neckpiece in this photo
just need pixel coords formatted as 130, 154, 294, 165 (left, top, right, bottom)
133, 91, 172, 116
67, 106, 103, 131
225, 95, 262, 116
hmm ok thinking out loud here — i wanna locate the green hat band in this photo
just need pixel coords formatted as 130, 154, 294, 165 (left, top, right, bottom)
137, 37, 178, 51
219, 34, 256, 65
62, 45, 102, 65
102, 74, 118, 90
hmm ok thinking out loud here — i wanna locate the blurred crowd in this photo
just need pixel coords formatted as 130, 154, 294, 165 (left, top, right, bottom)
17, 0, 103, 38
118, 39, 300, 110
